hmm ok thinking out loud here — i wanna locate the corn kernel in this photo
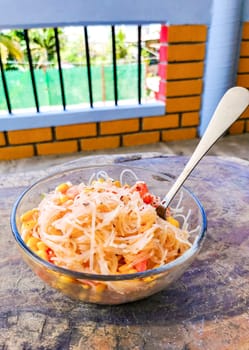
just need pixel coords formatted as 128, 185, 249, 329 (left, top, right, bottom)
55, 182, 70, 193
37, 241, 48, 251
143, 276, 156, 283
22, 230, 32, 243
89, 293, 102, 303
26, 236, 40, 251
55, 275, 76, 291
83, 187, 93, 193
118, 264, 129, 273
95, 283, 106, 293
167, 216, 180, 228
113, 180, 121, 187
36, 249, 48, 260
58, 275, 75, 284
58, 194, 69, 204
118, 264, 137, 273
98, 203, 109, 212
21, 209, 38, 222
71, 230, 82, 238
21, 220, 36, 230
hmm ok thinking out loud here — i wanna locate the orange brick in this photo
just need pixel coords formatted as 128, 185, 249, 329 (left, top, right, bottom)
8, 128, 52, 145
0, 145, 34, 160
0, 132, 5, 146
81, 136, 120, 151
55, 123, 96, 140
166, 96, 201, 113
229, 120, 245, 134
240, 105, 249, 118
167, 62, 204, 80
37, 140, 78, 156
237, 74, 249, 88
143, 114, 179, 130
168, 44, 206, 62
168, 25, 207, 43
100, 118, 139, 135
162, 128, 197, 142
181, 112, 199, 126
238, 58, 249, 73
240, 41, 249, 56
123, 131, 160, 147
166, 79, 202, 97
242, 22, 249, 40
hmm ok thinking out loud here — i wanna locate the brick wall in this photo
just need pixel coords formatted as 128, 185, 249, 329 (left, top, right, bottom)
0, 23, 248, 161
235, 22, 249, 134
157, 24, 206, 142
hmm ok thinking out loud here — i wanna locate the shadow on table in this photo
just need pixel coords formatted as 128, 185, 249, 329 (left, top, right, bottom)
76, 261, 248, 326
33, 246, 248, 327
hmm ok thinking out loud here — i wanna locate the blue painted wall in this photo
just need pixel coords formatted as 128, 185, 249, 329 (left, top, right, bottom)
1, 0, 249, 135
3, 0, 249, 29
0, 0, 212, 29
199, 0, 244, 135
243, 0, 249, 20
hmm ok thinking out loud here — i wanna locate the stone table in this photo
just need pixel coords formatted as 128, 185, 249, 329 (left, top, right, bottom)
1, 153, 249, 349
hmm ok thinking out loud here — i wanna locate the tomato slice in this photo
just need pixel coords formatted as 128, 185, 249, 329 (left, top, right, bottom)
134, 182, 148, 197
134, 260, 147, 272
132, 181, 160, 208
142, 193, 154, 204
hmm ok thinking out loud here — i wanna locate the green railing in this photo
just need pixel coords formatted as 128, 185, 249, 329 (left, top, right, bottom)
0, 63, 145, 111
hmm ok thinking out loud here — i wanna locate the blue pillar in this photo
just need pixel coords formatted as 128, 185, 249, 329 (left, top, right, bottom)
199, 0, 243, 135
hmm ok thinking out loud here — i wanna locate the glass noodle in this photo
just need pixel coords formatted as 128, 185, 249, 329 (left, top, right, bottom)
20, 169, 193, 277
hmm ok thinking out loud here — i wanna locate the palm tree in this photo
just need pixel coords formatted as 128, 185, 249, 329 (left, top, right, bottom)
28, 28, 63, 69
0, 32, 23, 68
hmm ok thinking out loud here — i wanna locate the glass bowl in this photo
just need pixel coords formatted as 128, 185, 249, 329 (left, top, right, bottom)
11, 164, 207, 305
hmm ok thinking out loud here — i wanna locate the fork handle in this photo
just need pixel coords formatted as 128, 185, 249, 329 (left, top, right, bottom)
161, 86, 249, 208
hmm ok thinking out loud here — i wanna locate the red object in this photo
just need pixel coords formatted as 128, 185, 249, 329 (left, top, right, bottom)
155, 24, 168, 102
133, 182, 149, 197
135, 260, 147, 272
158, 80, 167, 96
158, 63, 167, 80
159, 45, 168, 62
160, 24, 168, 43
142, 193, 154, 204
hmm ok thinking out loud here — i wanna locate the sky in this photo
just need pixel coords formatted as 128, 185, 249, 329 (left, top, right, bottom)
64, 24, 161, 43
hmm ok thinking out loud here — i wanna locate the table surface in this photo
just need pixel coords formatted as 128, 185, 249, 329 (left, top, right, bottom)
1, 153, 249, 350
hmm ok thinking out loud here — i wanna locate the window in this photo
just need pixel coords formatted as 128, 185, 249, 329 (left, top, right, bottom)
0, 24, 165, 130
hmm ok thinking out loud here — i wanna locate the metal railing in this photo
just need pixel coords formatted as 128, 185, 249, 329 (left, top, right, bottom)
0, 24, 163, 129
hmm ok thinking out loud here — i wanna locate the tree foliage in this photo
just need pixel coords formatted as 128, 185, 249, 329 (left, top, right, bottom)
2, 26, 142, 70
0, 32, 23, 69
28, 28, 63, 69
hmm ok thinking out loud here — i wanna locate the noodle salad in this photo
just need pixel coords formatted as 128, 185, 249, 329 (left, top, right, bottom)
20, 170, 192, 277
